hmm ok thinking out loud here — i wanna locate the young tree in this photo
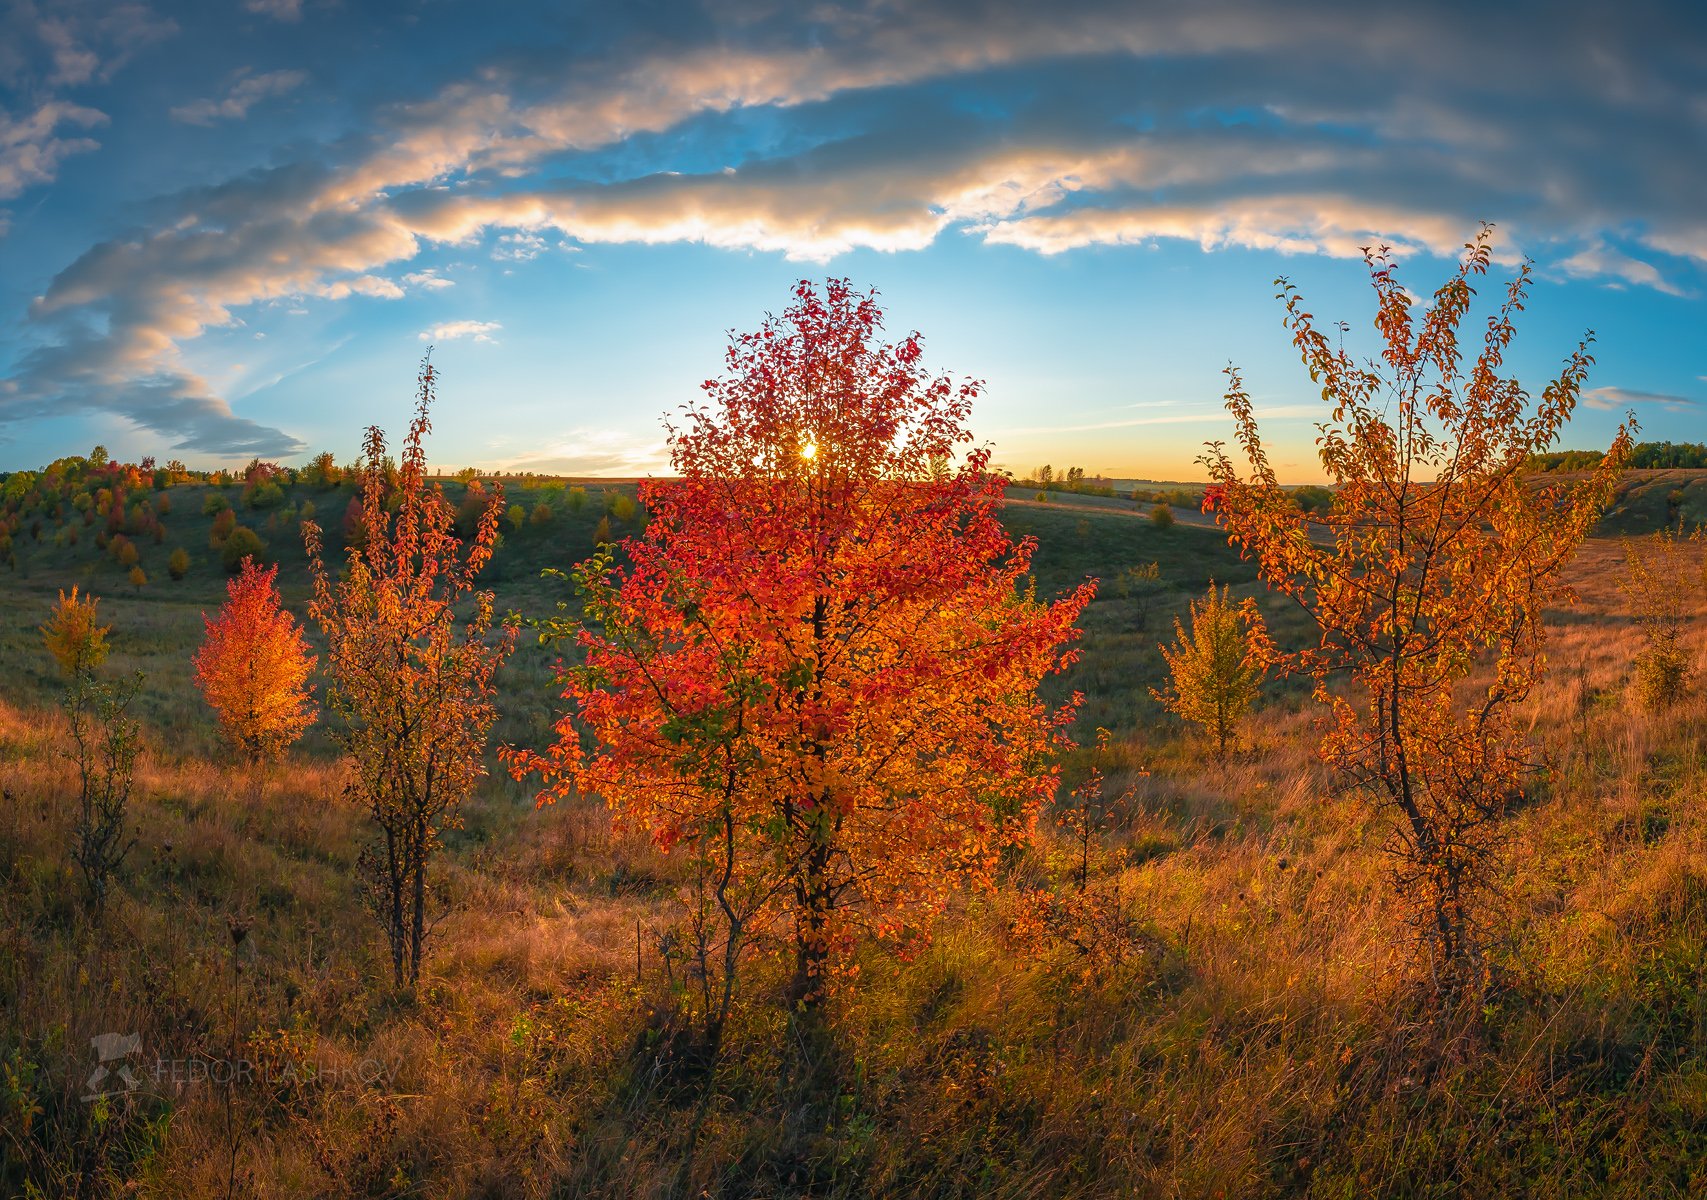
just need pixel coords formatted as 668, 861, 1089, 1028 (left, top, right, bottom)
192, 559, 318, 760
508, 280, 1091, 1044
1117, 561, 1164, 633
1201, 227, 1632, 988
42, 586, 110, 677
1620, 528, 1697, 708
42, 587, 138, 918
168, 548, 191, 579
304, 357, 516, 990
1152, 583, 1269, 758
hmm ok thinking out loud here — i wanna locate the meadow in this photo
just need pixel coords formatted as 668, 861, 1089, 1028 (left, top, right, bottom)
2, 464, 1706, 1199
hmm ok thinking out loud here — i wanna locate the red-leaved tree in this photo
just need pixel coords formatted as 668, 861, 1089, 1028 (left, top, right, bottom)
507, 280, 1091, 1049
192, 558, 317, 761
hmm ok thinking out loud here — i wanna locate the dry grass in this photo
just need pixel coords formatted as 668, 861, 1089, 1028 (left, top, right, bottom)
3, 528, 1707, 1197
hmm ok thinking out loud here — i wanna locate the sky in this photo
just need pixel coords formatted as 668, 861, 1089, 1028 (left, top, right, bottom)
0, 0, 1702, 482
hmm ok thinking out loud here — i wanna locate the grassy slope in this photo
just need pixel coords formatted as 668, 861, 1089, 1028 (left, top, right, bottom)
1, 481, 1705, 1197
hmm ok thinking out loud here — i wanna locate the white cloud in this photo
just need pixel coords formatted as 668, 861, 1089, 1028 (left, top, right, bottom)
315, 274, 404, 301
402, 269, 454, 290
1582, 386, 1700, 413
7, 0, 1707, 453
491, 231, 549, 261
171, 69, 307, 126
420, 320, 501, 343
0, 101, 107, 200
1556, 242, 1685, 297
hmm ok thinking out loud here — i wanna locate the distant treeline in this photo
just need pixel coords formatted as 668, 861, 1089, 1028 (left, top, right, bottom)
1015, 465, 1338, 514
1015, 465, 1122, 497
1528, 441, 1707, 471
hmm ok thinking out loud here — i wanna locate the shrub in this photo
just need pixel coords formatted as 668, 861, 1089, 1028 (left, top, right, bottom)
1152, 583, 1269, 758
63, 668, 142, 919
1149, 502, 1174, 527
168, 548, 190, 579
42, 587, 109, 677
221, 526, 266, 572
1621, 528, 1696, 709
243, 480, 285, 510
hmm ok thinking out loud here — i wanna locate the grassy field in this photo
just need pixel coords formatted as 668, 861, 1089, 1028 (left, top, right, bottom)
2, 474, 1706, 1197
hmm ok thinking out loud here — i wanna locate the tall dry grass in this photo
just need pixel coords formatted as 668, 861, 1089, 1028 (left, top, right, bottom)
1, 532, 1705, 1197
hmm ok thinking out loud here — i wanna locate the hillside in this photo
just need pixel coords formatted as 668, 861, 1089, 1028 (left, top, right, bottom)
2, 465, 1706, 1197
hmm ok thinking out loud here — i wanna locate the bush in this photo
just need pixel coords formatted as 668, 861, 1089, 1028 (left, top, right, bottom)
1150, 502, 1175, 528
203, 491, 230, 515
222, 526, 266, 572
210, 508, 236, 546
244, 480, 285, 510
167, 548, 190, 580
1635, 640, 1690, 710
127, 565, 146, 590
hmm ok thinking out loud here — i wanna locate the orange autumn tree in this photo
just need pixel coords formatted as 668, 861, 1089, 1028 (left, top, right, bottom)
1202, 226, 1632, 989
192, 558, 317, 760
508, 280, 1092, 1047
304, 356, 516, 990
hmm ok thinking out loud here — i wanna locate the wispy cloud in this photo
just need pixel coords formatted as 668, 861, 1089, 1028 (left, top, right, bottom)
243, 0, 303, 22
5, 2, 178, 89
170, 69, 306, 126
1582, 386, 1700, 413
0, 101, 107, 200
489, 429, 669, 476
402, 269, 454, 290
420, 320, 501, 343
988, 404, 1322, 437
5, 0, 1706, 454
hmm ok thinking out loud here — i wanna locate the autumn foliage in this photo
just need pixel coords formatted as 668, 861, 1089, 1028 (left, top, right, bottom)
508, 280, 1091, 1041
192, 558, 317, 760
1203, 226, 1632, 985
304, 356, 516, 989
1620, 527, 1699, 708
41, 586, 110, 678
1153, 582, 1269, 758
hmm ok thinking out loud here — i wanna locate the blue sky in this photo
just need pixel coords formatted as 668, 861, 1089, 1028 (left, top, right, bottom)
1, 0, 1702, 481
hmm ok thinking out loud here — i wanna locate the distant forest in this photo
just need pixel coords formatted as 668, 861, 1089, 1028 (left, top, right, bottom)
1529, 440, 1707, 471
